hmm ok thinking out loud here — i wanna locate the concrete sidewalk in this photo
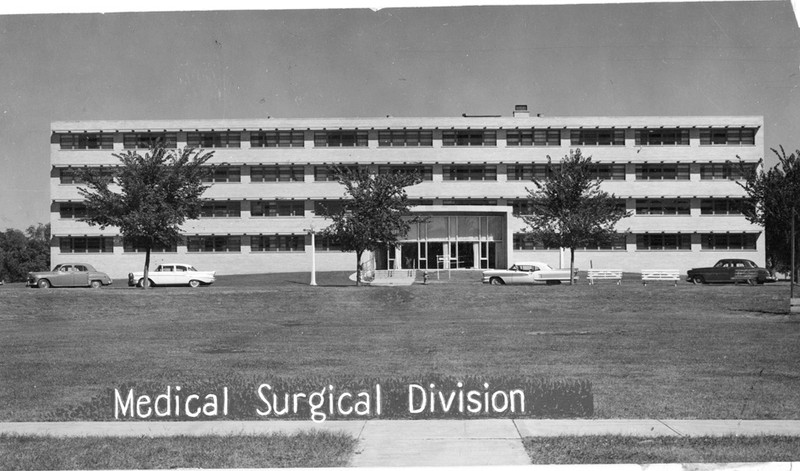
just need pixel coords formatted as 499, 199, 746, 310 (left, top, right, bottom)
2, 419, 800, 467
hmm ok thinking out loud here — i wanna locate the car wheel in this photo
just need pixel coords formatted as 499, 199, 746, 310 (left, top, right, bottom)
489, 277, 504, 285
137, 278, 155, 288
691, 276, 705, 285
37, 279, 51, 289
90, 280, 102, 289
188, 280, 201, 288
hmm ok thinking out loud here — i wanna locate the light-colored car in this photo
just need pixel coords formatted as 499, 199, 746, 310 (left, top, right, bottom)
26, 263, 113, 289
128, 263, 216, 288
482, 261, 578, 285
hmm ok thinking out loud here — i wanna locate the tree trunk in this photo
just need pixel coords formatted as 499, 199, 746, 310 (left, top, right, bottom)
569, 247, 575, 285
355, 250, 362, 287
143, 248, 151, 289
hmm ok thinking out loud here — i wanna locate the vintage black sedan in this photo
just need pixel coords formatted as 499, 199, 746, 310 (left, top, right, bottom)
26, 263, 113, 289
686, 259, 775, 285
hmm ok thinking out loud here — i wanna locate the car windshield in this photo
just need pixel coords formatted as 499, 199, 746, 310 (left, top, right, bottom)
510, 264, 551, 271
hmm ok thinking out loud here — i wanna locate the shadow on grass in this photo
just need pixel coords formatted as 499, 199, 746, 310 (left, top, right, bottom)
728, 308, 798, 316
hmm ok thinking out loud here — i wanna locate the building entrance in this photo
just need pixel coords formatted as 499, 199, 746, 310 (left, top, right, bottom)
374, 213, 506, 270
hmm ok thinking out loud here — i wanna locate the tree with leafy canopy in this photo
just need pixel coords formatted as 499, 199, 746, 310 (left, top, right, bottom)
738, 147, 800, 284
318, 166, 422, 286
520, 149, 630, 285
78, 144, 213, 288
0, 223, 50, 282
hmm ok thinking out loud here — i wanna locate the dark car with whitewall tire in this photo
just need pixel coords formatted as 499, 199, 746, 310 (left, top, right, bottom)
26, 263, 113, 289
687, 259, 775, 285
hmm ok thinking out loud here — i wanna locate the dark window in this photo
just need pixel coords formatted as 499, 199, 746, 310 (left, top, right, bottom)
59, 236, 114, 253
58, 133, 114, 150
441, 130, 497, 147
510, 200, 535, 216
314, 131, 368, 147
377, 130, 433, 147
576, 234, 627, 250
123, 132, 177, 149
313, 200, 346, 216
377, 165, 433, 181
635, 164, 690, 180
635, 199, 691, 215
513, 233, 559, 250
442, 165, 497, 181
59, 167, 116, 184
506, 164, 557, 181
251, 165, 304, 182
186, 131, 241, 148
200, 201, 241, 218
251, 235, 305, 252
186, 236, 241, 252
314, 235, 342, 251
202, 166, 241, 183
251, 200, 305, 217
699, 128, 756, 146
634, 129, 689, 146
700, 198, 752, 215
506, 129, 560, 146
700, 163, 757, 180
122, 238, 177, 253
635, 233, 691, 250
442, 199, 497, 206
571, 129, 625, 146
588, 164, 626, 180
250, 131, 304, 148
314, 165, 360, 182
59, 202, 89, 219
701, 233, 758, 250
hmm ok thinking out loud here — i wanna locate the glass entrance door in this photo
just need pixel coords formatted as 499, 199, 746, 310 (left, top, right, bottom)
399, 242, 418, 269
427, 242, 445, 269
449, 242, 475, 269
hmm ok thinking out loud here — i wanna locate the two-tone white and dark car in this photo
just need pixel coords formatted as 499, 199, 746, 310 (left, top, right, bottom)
26, 263, 113, 289
686, 259, 775, 285
128, 263, 216, 288
482, 262, 578, 285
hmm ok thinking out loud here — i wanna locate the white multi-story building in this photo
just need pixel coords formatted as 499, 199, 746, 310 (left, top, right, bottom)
50, 106, 765, 279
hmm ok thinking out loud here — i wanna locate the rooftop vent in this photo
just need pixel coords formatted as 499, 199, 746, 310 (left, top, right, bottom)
513, 104, 530, 118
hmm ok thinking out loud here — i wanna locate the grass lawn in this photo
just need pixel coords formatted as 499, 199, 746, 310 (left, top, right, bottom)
0, 430, 357, 469
524, 435, 800, 464
1, 272, 798, 420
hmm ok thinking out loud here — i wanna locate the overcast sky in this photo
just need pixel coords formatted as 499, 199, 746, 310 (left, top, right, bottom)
1, 2, 798, 230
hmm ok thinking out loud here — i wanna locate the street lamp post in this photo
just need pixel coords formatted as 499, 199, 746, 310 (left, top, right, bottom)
791, 208, 796, 299
305, 226, 317, 286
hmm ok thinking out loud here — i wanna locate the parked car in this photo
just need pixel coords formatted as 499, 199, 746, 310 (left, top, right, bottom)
482, 262, 578, 285
128, 263, 216, 288
26, 263, 113, 289
686, 259, 775, 285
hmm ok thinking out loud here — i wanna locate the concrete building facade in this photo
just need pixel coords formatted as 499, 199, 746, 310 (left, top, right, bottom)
50, 107, 765, 279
